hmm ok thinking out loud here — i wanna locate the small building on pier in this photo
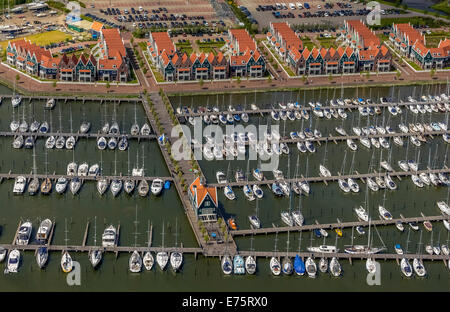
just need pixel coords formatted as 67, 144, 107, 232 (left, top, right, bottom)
188, 177, 218, 222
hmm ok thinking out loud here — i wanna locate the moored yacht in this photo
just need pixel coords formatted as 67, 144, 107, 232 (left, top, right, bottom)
102, 225, 117, 247
36, 219, 52, 243
16, 221, 32, 245
129, 250, 142, 273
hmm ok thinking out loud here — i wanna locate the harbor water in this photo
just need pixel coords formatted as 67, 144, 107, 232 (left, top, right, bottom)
0, 83, 448, 291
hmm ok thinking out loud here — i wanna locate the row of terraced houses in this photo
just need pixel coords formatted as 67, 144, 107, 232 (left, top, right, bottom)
267, 20, 392, 76
5, 28, 130, 82
148, 29, 266, 81
389, 23, 450, 70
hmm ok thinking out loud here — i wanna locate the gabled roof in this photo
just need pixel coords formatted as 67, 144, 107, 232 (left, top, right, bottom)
91, 21, 104, 32
189, 177, 218, 209
393, 23, 424, 46
345, 20, 380, 48
229, 28, 256, 53
101, 28, 126, 58
270, 22, 303, 52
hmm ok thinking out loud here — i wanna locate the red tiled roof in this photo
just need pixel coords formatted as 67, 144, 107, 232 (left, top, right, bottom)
344, 61, 354, 65
270, 22, 303, 52
196, 67, 208, 71
345, 20, 380, 48
251, 65, 262, 69
91, 21, 103, 32
309, 62, 321, 66
214, 66, 226, 70
79, 69, 91, 73
189, 177, 218, 208
229, 28, 256, 53
101, 28, 126, 58
178, 68, 190, 72
393, 23, 424, 46
327, 61, 338, 65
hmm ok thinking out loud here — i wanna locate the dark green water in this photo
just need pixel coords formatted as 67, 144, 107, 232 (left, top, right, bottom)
0, 84, 448, 291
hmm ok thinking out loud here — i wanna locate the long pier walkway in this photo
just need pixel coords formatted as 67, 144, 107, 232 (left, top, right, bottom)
0, 94, 140, 103
176, 99, 450, 118
230, 214, 448, 237
207, 167, 450, 188
0, 172, 172, 182
1, 131, 157, 140
142, 92, 237, 255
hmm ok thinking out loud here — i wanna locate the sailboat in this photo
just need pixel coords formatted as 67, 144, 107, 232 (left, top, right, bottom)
170, 219, 183, 272
143, 251, 154, 271
330, 257, 342, 277
305, 257, 317, 278
282, 231, 293, 275
245, 235, 256, 275
129, 250, 142, 273
222, 254, 233, 275
157, 222, 169, 271
36, 247, 48, 269
270, 232, 281, 276
89, 217, 102, 269
61, 219, 73, 273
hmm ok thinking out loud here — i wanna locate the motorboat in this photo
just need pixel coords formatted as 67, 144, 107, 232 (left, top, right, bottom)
55, 136, 66, 149
77, 162, 89, 176
282, 256, 293, 275
398, 160, 409, 172
366, 258, 377, 274
88, 164, 99, 177
411, 174, 424, 188
70, 177, 82, 195
138, 180, 149, 197
24, 136, 35, 149
344, 245, 385, 254
216, 171, 227, 184
30, 120, 40, 132
151, 178, 164, 196
97, 137, 107, 150
67, 162, 77, 176
348, 178, 359, 193
245, 256, 256, 275
7, 249, 20, 273
318, 257, 328, 273
140, 123, 151, 136
80, 121, 91, 134
356, 226, 365, 235
61, 251, 73, 273
28, 178, 39, 195
394, 244, 404, 255
338, 178, 350, 193
437, 201, 450, 215
252, 169, 264, 181
65, 136, 76, 149
170, 251, 183, 272
12, 135, 24, 149
224, 186, 236, 200
366, 177, 379, 191
102, 225, 116, 247
319, 165, 331, 177
243, 185, 255, 201
248, 214, 261, 229
55, 177, 68, 194
330, 257, 341, 277
12, 95, 22, 108
45, 98, 55, 109
252, 184, 263, 199
89, 249, 102, 269
36, 219, 52, 242
124, 179, 134, 194
375, 176, 386, 189
16, 221, 32, 245
36, 247, 48, 269
222, 255, 233, 275
97, 178, 108, 195
385, 175, 397, 190
143, 252, 154, 271
13, 176, 27, 194
307, 245, 339, 253
110, 179, 122, 197
400, 258, 413, 277
39, 122, 49, 133
335, 126, 347, 136
423, 220, 433, 232
409, 222, 419, 231
407, 160, 418, 172
305, 257, 317, 278
156, 251, 169, 270
118, 136, 128, 151
0, 247, 7, 263
129, 250, 142, 273
10, 120, 19, 132
346, 139, 357, 151
271, 183, 284, 196
108, 137, 117, 150
378, 206, 393, 220
413, 258, 426, 277
281, 211, 294, 227
292, 210, 304, 226
354, 206, 369, 222
299, 181, 310, 195
40, 178, 52, 195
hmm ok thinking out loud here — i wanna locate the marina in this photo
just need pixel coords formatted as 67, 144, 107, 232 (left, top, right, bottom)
0, 84, 449, 290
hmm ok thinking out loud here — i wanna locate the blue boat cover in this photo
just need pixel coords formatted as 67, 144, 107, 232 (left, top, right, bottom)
294, 255, 305, 274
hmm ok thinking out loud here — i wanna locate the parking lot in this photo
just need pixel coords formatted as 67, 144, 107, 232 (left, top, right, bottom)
81, 0, 234, 32
236, 0, 405, 29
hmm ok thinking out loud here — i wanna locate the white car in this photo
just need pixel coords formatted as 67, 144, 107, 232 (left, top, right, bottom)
289, 3, 296, 9
317, 4, 321, 9
296, 2, 303, 9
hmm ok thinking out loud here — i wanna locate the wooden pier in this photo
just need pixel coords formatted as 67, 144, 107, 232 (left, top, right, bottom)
0, 94, 140, 104
230, 214, 449, 237
0, 172, 172, 183
207, 167, 450, 188
175, 99, 450, 118
1, 131, 156, 140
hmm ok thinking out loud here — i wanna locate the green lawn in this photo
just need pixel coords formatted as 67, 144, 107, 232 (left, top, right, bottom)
431, 1, 450, 15
317, 37, 337, 49
0, 30, 73, 50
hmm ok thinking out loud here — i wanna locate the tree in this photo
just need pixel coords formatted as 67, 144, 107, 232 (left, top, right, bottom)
236, 76, 241, 84
328, 74, 333, 81
15, 74, 20, 82
430, 68, 436, 79
52, 81, 57, 88
106, 81, 110, 88
267, 75, 272, 84
199, 78, 204, 87
396, 70, 401, 79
